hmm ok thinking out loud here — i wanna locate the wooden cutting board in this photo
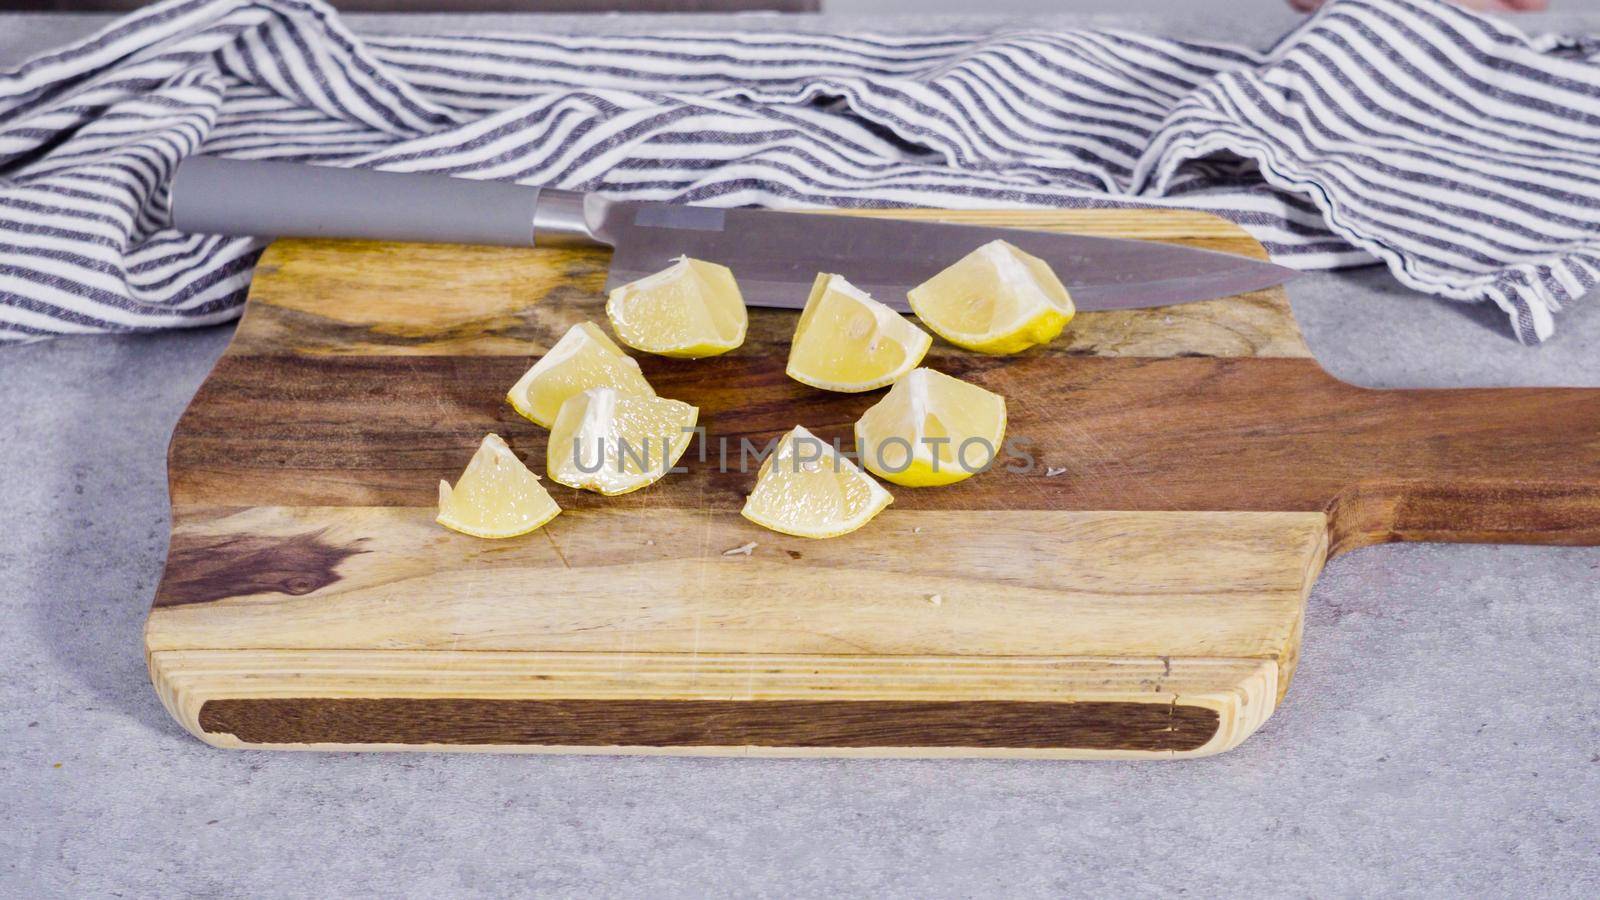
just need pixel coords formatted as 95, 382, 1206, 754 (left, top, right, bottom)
145, 209, 1600, 758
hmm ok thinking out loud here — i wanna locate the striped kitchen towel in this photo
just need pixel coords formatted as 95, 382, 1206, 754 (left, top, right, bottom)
1, 0, 1596, 344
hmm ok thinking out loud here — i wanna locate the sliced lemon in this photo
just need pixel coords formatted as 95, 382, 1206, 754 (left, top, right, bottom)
547, 386, 699, 496
741, 425, 893, 539
854, 368, 1007, 487
786, 273, 932, 393
907, 240, 1075, 354
507, 322, 655, 428
436, 433, 561, 539
606, 256, 747, 358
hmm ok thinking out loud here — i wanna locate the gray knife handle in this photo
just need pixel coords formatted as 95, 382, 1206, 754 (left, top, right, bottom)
170, 156, 595, 248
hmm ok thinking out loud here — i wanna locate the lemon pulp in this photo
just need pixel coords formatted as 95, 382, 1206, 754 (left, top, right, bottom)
436, 434, 562, 539
507, 322, 655, 428
547, 387, 699, 496
741, 425, 893, 539
907, 240, 1075, 354
786, 273, 931, 392
855, 368, 1007, 487
606, 256, 747, 358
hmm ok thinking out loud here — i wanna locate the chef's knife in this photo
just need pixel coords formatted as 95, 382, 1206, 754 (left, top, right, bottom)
171, 157, 1298, 312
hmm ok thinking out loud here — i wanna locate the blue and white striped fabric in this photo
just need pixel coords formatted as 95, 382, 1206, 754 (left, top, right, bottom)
1, 0, 1596, 344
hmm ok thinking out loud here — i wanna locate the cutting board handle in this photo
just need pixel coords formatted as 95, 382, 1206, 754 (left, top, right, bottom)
1328, 384, 1600, 554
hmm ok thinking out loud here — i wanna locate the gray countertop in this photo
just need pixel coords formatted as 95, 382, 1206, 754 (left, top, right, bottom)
4, 9, 1599, 899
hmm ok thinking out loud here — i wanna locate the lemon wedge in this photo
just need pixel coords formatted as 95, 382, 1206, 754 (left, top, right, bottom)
786, 273, 932, 392
854, 368, 1007, 487
741, 425, 893, 539
606, 256, 747, 358
507, 322, 655, 428
907, 240, 1075, 354
547, 387, 699, 495
436, 434, 561, 539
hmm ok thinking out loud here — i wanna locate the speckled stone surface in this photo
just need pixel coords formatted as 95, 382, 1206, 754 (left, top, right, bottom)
3, 10, 1598, 898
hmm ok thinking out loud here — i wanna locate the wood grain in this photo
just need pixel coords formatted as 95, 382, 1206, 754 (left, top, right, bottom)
147, 650, 1277, 758
147, 507, 1325, 661
145, 207, 1600, 757
166, 354, 1600, 550
193, 698, 1221, 751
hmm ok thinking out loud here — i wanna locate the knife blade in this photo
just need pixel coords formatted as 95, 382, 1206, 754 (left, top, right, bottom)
597, 202, 1297, 313
171, 157, 1298, 312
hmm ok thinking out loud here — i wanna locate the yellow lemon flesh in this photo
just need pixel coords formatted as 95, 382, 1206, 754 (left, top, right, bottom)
854, 368, 1007, 487
741, 425, 893, 539
507, 321, 655, 428
436, 433, 562, 539
907, 240, 1075, 354
786, 273, 931, 392
606, 256, 747, 358
547, 387, 699, 496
